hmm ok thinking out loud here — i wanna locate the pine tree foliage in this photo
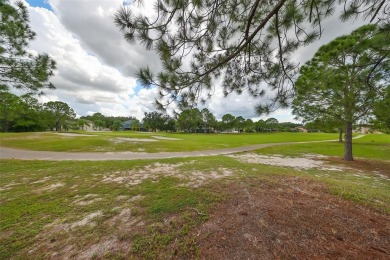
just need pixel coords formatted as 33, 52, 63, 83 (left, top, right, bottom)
115, 0, 388, 112
292, 24, 389, 160
0, 0, 56, 94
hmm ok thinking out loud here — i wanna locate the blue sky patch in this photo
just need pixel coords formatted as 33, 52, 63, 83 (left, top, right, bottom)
26, 0, 52, 10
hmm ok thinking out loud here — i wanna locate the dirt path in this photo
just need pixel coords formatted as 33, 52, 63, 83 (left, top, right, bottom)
0, 135, 365, 161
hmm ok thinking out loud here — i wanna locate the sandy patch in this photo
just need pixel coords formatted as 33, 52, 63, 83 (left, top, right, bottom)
107, 207, 144, 229
71, 211, 102, 228
184, 168, 234, 188
116, 195, 128, 201
109, 208, 131, 224
39, 182, 65, 191
44, 211, 103, 235
0, 181, 21, 191
31, 176, 51, 184
103, 163, 234, 188
114, 137, 157, 142
78, 239, 121, 259
152, 136, 183, 141
129, 194, 144, 202
73, 194, 102, 206
228, 153, 346, 171
55, 133, 96, 137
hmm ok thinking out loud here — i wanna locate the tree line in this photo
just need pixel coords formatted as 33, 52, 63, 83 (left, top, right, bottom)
0, 92, 75, 132
0, 93, 304, 133
141, 109, 303, 133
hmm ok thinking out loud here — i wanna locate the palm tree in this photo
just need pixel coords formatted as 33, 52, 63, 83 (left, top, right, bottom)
77, 119, 90, 130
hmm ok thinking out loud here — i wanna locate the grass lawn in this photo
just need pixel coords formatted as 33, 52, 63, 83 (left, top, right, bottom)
256, 134, 390, 161
1, 133, 389, 258
1, 152, 389, 258
0, 132, 340, 152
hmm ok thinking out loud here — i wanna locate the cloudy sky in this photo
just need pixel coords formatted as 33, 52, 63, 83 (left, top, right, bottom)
22, 0, 366, 122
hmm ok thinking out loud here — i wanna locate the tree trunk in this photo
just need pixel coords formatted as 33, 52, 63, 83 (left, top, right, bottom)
338, 128, 343, 142
343, 122, 353, 161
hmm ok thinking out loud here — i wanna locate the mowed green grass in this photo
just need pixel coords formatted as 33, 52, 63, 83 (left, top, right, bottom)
1, 154, 389, 258
257, 134, 390, 160
0, 131, 339, 152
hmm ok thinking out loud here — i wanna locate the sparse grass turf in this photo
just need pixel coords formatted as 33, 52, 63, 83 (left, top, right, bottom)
256, 134, 390, 161
1, 133, 389, 258
1, 152, 389, 258
0, 131, 339, 152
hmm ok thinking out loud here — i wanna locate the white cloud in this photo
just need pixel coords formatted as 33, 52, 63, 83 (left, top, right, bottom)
24, 0, 139, 117
21, 0, 370, 123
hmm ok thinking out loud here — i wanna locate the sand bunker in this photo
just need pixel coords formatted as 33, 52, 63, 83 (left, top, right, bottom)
55, 133, 96, 137
152, 136, 183, 141
114, 137, 157, 142
228, 153, 345, 171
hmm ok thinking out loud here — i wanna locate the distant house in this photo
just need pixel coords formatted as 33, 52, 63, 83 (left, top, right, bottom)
353, 125, 382, 134
122, 120, 145, 131
81, 121, 110, 132
83, 122, 94, 131
354, 126, 370, 134
295, 126, 308, 133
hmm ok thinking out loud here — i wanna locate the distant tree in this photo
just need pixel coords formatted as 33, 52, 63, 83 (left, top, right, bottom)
89, 113, 105, 129
292, 25, 389, 161
131, 118, 141, 131
0, 92, 47, 132
0, 91, 20, 131
305, 116, 344, 141
17, 94, 47, 131
111, 120, 123, 131
161, 115, 176, 132
234, 116, 246, 132
143, 111, 166, 132
221, 114, 235, 132
201, 108, 217, 133
0, 0, 56, 94
265, 118, 279, 131
277, 121, 301, 132
93, 119, 105, 131
255, 119, 266, 132
77, 118, 90, 131
44, 101, 75, 131
177, 108, 202, 132
372, 87, 390, 133
244, 119, 255, 132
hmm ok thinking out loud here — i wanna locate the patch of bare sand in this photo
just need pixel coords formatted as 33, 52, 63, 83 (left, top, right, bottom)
44, 211, 103, 235
128, 194, 144, 202
103, 163, 234, 188
228, 153, 346, 171
71, 211, 102, 228
0, 181, 22, 191
38, 182, 65, 192
152, 135, 183, 140
55, 133, 96, 137
194, 177, 390, 259
77, 238, 126, 259
73, 194, 102, 206
107, 208, 144, 228
113, 137, 157, 142
31, 176, 51, 184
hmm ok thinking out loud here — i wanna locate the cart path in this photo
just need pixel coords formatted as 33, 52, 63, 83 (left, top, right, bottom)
0, 135, 365, 161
